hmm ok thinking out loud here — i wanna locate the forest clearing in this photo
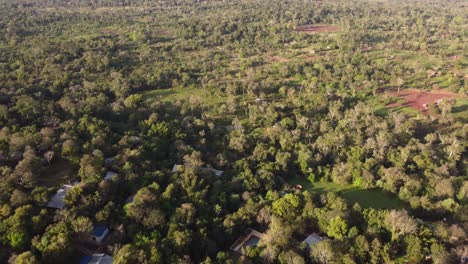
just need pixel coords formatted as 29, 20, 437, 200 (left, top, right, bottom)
288, 177, 406, 210
387, 89, 464, 113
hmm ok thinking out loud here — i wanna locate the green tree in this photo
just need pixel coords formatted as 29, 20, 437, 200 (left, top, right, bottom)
13, 251, 39, 264
33, 223, 73, 263
327, 216, 348, 240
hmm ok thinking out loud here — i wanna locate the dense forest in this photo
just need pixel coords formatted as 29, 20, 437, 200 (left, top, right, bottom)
0, 0, 467, 263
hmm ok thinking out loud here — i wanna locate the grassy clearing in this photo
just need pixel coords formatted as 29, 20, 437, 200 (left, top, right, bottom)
288, 176, 406, 210
141, 87, 225, 106
452, 98, 468, 122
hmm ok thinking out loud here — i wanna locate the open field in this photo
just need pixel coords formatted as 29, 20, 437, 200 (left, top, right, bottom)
386, 89, 464, 113
288, 177, 406, 210
141, 87, 225, 106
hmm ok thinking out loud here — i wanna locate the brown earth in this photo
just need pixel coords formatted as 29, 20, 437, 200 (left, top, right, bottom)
386, 89, 462, 113
270, 56, 290, 63
294, 25, 340, 34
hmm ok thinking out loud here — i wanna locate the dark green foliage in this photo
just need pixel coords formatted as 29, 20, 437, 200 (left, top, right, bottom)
0, 0, 466, 263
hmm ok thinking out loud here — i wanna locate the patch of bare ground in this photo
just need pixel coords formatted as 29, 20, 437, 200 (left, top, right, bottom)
99, 28, 117, 34
386, 89, 463, 113
448, 55, 461, 61
269, 56, 290, 63
301, 55, 318, 61
294, 25, 340, 34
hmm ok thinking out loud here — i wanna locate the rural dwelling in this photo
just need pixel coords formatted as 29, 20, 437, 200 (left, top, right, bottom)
172, 164, 224, 177
90, 225, 109, 244
104, 171, 118, 181
46, 183, 78, 209
104, 157, 115, 166
230, 229, 264, 254
80, 253, 113, 264
303, 233, 324, 248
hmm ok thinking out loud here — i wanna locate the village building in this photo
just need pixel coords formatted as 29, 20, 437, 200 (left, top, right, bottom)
104, 157, 115, 166
104, 171, 118, 181
46, 183, 78, 209
172, 164, 224, 177
80, 253, 113, 264
230, 229, 264, 254
90, 225, 109, 244
303, 233, 324, 248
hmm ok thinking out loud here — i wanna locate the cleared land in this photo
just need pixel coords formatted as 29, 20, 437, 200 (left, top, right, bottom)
141, 87, 225, 106
386, 89, 463, 113
288, 177, 406, 209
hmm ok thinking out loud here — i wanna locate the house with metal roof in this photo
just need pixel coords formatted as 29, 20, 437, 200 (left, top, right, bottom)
104, 171, 118, 181
172, 164, 224, 177
90, 225, 109, 244
80, 253, 113, 264
46, 184, 76, 209
303, 233, 324, 247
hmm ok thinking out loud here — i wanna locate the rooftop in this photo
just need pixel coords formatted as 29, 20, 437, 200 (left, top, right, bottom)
80, 254, 113, 264
172, 164, 224, 177
93, 225, 108, 237
303, 233, 323, 247
230, 229, 264, 254
104, 171, 118, 181
46, 184, 76, 209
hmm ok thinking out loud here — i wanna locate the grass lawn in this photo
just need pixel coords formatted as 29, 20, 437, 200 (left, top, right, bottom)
452, 98, 468, 122
140, 87, 225, 106
288, 176, 406, 210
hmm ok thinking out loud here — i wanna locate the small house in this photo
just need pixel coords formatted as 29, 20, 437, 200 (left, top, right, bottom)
80, 253, 113, 264
303, 233, 324, 247
104, 157, 115, 166
172, 164, 224, 177
104, 171, 118, 181
90, 225, 109, 244
230, 229, 264, 254
128, 136, 141, 144
46, 183, 77, 209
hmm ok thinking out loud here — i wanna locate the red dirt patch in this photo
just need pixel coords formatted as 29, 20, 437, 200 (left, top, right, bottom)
303, 55, 318, 61
270, 56, 290, 63
294, 25, 340, 34
387, 89, 462, 113
99, 28, 117, 34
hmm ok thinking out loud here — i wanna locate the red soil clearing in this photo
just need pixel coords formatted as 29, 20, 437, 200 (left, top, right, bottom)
270, 56, 290, 63
294, 25, 340, 34
387, 89, 462, 113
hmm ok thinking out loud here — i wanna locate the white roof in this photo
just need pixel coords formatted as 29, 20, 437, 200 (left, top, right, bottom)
303, 233, 323, 246
172, 164, 223, 176
171, 164, 180, 173
87, 254, 113, 264
46, 184, 75, 209
104, 171, 118, 181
